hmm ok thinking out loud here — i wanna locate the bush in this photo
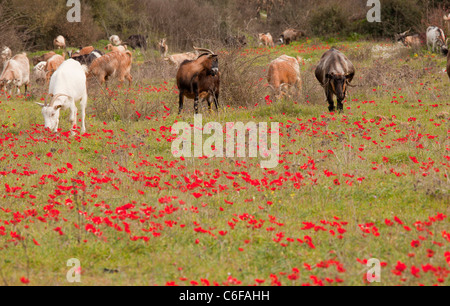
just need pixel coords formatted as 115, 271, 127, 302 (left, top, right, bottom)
310, 5, 350, 36
2, 0, 102, 50
357, 0, 424, 38
217, 49, 270, 110
0, 4, 27, 51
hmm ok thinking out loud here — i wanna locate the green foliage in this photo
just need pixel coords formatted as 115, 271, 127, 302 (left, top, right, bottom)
358, 0, 424, 37
0, 0, 447, 51
310, 5, 350, 36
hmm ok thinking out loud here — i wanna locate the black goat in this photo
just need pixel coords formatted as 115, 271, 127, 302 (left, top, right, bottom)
315, 48, 355, 113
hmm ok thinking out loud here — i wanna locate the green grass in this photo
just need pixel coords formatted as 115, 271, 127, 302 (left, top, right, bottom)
0, 39, 449, 286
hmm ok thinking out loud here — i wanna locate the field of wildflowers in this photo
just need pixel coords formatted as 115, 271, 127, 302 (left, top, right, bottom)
0, 39, 449, 286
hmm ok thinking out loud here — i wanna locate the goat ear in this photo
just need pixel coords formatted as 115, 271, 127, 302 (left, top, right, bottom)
35, 103, 45, 108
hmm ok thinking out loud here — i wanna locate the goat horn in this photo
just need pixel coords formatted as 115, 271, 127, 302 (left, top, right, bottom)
346, 80, 357, 87
401, 29, 411, 36
193, 47, 215, 55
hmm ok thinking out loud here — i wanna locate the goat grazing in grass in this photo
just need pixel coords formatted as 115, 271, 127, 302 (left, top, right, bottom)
395, 29, 425, 49
88, 50, 133, 87
53, 35, 66, 50
315, 48, 355, 113
0, 53, 30, 95
268, 55, 302, 100
279, 29, 306, 45
33, 61, 47, 85
109, 35, 123, 46
36, 59, 88, 135
426, 26, 448, 55
259, 33, 274, 48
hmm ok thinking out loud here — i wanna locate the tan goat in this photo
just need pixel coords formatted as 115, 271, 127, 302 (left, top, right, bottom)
88, 51, 133, 86
45, 54, 65, 84
0, 53, 30, 95
268, 55, 302, 100
259, 33, 274, 48
32, 51, 56, 66
107, 44, 128, 53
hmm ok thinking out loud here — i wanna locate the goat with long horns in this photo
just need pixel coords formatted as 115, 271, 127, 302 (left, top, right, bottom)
176, 47, 220, 115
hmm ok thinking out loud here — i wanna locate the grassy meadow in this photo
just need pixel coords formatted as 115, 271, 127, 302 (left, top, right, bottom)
0, 38, 449, 286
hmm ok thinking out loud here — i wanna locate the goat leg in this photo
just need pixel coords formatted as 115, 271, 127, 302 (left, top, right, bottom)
70, 105, 78, 136
326, 90, 335, 112
194, 95, 199, 115
337, 98, 344, 113
206, 96, 212, 112
178, 92, 184, 115
214, 92, 219, 111
80, 94, 87, 134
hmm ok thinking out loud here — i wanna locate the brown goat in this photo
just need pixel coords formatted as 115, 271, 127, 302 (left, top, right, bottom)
32, 51, 56, 66
70, 46, 95, 58
447, 49, 450, 80
45, 54, 65, 84
268, 55, 302, 100
396, 30, 425, 48
88, 51, 133, 86
280, 29, 306, 45
176, 49, 219, 114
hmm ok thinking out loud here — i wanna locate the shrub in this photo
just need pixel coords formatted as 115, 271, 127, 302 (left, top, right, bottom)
218, 49, 269, 110
310, 5, 350, 36
357, 0, 424, 38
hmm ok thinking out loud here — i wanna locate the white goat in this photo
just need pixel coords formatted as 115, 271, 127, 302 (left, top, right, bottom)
109, 35, 122, 46
1, 46, 12, 70
36, 59, 88, 135
53, 35, 66, 50
427, 26, 448, 54
0, 53, 30, 95
33, 61, 47, 85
